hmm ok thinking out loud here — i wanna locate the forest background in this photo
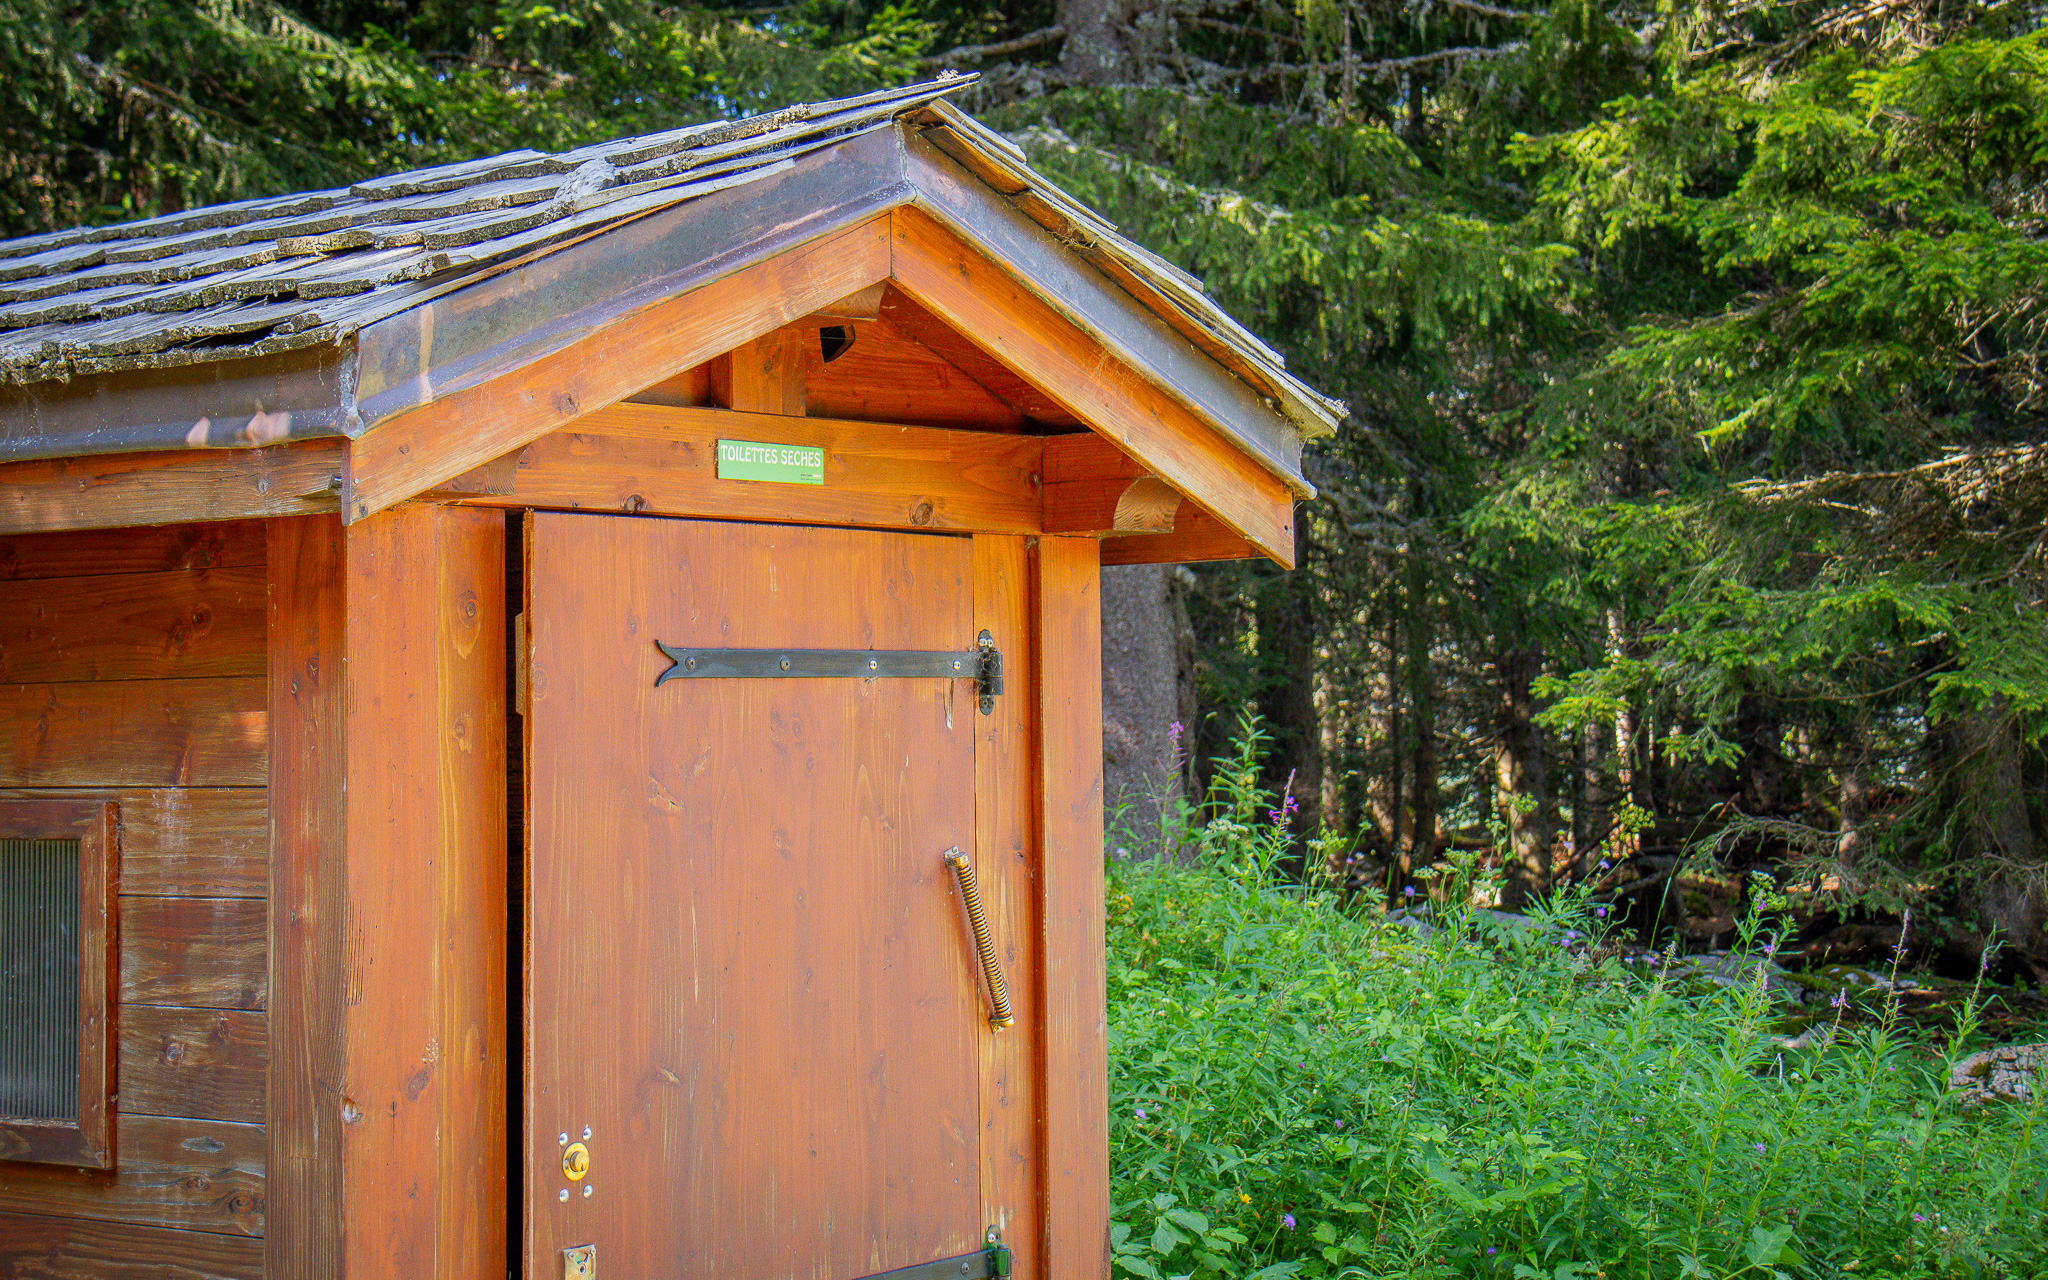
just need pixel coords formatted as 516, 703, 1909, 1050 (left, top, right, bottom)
4, 0, 2045, 980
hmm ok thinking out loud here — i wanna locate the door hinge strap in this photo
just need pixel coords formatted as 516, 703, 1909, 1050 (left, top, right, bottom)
655, 631, 1003, 714
855, 1247, 1002, 1280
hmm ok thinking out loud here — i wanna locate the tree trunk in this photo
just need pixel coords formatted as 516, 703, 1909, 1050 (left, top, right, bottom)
1101, 563, 1196, 859
1494, 643, 1556, 910
1054, 0, 1173, 86
1255, 564, 1320, 846
1935, 700, 2048, 982
1404, 559, 1439, 877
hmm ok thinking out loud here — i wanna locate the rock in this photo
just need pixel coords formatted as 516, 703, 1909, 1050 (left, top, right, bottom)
1949, 1042, 2046, 1106
1663, 951, 1809, 1004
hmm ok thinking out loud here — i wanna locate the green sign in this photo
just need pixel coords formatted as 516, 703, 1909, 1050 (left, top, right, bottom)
715, 438, 824, 485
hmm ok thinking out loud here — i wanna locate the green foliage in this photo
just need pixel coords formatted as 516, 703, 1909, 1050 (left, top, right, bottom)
1107, 753, 2048, 1279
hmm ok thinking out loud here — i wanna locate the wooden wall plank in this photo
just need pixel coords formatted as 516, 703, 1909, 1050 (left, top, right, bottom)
0, 678, 266, 787
345, 217, 893, 522
267, 506, 508, 1280
889, 206, 1299, 567
470, 403, 1044, 536
724, 326, 817, 416
0, 1211, 264, 1280
805, 313, 1029, 429
266, 514, 346, 1280
0, 787, 267, 898
118, 1007, 267, 1125
1036, 536, 1109, 1280
120, 897, 267, 1010
972, 534, 1044, 1280
0, 440, 343, 538
0, 566, 267, 683
342, 504, 508, 1280
0, 521, 266, 581
0, 1116, 264, 1237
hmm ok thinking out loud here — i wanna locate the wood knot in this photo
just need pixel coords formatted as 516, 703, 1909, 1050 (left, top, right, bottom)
910, 501, 935, 526
623, 494, 647, 514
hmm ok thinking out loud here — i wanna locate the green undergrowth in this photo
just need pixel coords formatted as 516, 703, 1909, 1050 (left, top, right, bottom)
1105, 740, 2048, 1280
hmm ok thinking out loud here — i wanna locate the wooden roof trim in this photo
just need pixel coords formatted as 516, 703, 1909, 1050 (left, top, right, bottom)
343, 216, 893, 521
0, 438, 342, 536
888, 206, 1297, 566
896, 130, 1312, 501
909, 103, 1343, 443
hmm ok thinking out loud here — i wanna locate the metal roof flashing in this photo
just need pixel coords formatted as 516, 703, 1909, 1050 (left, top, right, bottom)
0, 78, 1341, 499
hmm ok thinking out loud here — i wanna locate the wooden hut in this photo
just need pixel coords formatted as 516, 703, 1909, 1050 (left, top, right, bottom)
0, 77, 1341, 1280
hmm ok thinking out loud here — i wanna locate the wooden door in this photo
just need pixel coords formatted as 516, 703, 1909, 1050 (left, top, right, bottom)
524, 513, 991, 1280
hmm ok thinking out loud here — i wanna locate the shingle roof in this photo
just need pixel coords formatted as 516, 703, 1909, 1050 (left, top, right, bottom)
0, 81, 958, 385
0, 76, 1342, 447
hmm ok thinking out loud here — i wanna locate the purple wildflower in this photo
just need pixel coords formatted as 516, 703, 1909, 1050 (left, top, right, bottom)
1334, 1119, 1344, 1129
1485, 1247, 1497, 1256
1754, 1143, 1767, 1153
1914, 1213, 1928, 1223
1403, 885, 1416, 898
1594, 906, 1608, 919
1280, 1213, 1296, 1230
1134, 1108, 1146, 1120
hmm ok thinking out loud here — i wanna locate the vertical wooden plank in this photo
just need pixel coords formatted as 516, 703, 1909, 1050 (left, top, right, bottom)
724, 326, 818, 416
268, 507, 507, 1280
267, 513, 348, 1280
1037, 535, 1108, 1280
973, 534, 1044, 1280
340, 504, 507, 1280
433, 507, 509, 1280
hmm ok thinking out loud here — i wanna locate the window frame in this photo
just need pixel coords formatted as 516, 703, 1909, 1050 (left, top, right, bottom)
0, 799, 117, 1169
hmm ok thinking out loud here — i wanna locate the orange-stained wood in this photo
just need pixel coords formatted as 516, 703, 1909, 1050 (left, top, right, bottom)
344, 218, 892, 521
0, 678, 266, 787
462, 403, 1044, 535
0, 521, 265, 580
266, 514, 347, 1280
266, 508, 507, 1280
0, 1115, 264, 1236
525, 514, 985, 1280
0, 787, 266, 898
339, 504, 507, 1280
722, 325, 818, 416
0, 565, 267, 683
972, 534, 1043, 1279
806, 313, 1029, 429
1100, 505, 1260, 565
119, 895, 267, 1010
878, 288, 1082, 428
117, 1006, 267, 1124
1036, 536, 1110, 1280
0, 1211, 264, 1280
0, 441, 342, 536
1042, 476, 1182, 535
887, 206, 1297, 567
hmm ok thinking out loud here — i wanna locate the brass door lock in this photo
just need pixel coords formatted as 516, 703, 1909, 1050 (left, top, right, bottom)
562, 1141, 590, 1181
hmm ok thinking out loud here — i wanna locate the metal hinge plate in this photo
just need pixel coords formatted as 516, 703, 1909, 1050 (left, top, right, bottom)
855, 1247, 1004, 1280
654, 631, 1004, 714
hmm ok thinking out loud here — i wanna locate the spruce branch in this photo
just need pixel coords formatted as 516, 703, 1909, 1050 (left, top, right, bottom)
921, 25, 1067, 67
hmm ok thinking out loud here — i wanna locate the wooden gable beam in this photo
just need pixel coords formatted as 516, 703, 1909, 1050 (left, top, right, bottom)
449, 403, 1045, 535
342, 217, 892, 523
886, 207, 1298, 568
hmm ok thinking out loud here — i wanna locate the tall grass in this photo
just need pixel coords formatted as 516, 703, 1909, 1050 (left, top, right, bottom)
1105, 725, 2048, 1280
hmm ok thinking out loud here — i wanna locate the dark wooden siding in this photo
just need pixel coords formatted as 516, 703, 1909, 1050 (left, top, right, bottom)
0, 522, 267, 1278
